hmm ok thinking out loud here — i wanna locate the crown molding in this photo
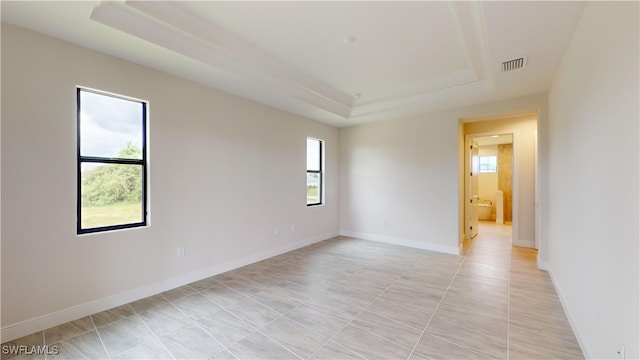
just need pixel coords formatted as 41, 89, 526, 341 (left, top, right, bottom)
91, 1, 495, 124
450, 1, 493, 81
351, 79, 495, 120
92, 1, 353, 118
126, 1, 355, 109
351, 2, 495, 120
359, 69, 477, 106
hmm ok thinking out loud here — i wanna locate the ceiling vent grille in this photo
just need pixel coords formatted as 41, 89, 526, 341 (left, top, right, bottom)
502, 57, 527, 72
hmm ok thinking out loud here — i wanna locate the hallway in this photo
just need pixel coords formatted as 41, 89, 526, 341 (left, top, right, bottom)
459, 221, 583, 358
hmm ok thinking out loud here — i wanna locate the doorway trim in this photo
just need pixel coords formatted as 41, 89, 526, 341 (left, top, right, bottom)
464, 129, 519, 246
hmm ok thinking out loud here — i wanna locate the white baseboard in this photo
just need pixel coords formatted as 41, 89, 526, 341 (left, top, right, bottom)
339, 230, 460, 255
537, 257, 549, 271
0, 232, 336, 343
514, 239, 535, 248
545, 264, 592, 359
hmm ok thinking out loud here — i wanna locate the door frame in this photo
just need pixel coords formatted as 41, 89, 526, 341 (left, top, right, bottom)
466, 139, 480, 240
464, 129, 519, 245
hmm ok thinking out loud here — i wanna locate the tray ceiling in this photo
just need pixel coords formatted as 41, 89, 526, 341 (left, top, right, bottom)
1, 1, 586, 127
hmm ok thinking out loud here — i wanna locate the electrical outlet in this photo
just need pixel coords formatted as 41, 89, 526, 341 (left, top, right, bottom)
176, 247, 185, 257
617, 344, 625, 360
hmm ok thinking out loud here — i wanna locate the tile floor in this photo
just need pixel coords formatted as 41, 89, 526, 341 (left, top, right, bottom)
2, 222, 584, 359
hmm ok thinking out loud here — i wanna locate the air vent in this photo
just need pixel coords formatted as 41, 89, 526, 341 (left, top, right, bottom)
502, 57, 527, 72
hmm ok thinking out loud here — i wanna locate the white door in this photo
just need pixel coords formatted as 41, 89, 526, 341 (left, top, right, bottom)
469, 140, 480, 238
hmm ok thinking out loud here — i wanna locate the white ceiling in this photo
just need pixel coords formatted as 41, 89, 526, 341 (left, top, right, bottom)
475, 134, 513, 146
1, 1, 586, 127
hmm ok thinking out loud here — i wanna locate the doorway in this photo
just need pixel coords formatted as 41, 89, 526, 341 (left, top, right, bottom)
464, 131, 516, 242
460, 112, 538, 252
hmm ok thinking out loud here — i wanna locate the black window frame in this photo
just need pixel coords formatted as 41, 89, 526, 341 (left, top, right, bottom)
77, 87, 148, 234
306, 137, 323, 206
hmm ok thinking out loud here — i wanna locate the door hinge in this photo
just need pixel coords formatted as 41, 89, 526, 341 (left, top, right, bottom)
470, 199, 472, 203
470, 145, 473, 149
470, 226, 473, 230
470, 172, 473, 176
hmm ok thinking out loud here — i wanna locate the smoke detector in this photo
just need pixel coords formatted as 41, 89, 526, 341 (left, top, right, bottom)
501, 56, 527, 72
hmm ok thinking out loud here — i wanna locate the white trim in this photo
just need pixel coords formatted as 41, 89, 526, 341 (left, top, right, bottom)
511, 130, 520, 249
546, 264, 592, 359
464, 129, 519, 247
91, 2, 352, 119
0, 232, 336, 343
537, 256, 549, 271
463, 136, 479, 241
513, 239, 535, 248
339, 230, 460, 255
350, 79, 495, 119
533, 128, 539, 250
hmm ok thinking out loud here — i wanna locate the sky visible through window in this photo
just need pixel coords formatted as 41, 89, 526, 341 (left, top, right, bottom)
80, 90, 143, 161
307, 138, 320, 171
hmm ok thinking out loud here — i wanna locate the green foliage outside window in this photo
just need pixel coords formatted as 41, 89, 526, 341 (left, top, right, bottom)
82, 143, 142, 207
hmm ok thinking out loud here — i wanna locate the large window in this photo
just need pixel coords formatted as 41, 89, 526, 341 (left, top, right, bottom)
306, 137, 323, 206
77, 88, 147, 234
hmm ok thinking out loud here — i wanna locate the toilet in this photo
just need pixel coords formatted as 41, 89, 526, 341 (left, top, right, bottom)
477, 200, 493, 221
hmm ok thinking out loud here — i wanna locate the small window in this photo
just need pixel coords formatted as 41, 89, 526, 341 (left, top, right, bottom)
77, 88, 147, 234
306, 138, 323, 206
479, 155, 497, 173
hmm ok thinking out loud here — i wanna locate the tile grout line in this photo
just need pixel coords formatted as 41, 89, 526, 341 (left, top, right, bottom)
41, 318, 110, 358
42, 331, 47, 360
195, 283, 304, 360
202, 281, 254, 308
405, 244, 472, 360
198, 278, 309, 359
306, 257, 423, 360
315, 340, 368, 360
196, 281, 302, 359
251, 325, 304, 359
221, 306, 303, 359
262, 292, 368, 359
129, 300, 177, 360
230, 277, 358, 360
162, 290, 247, 360
276, 287, 392, 359
88, 312, 112, 360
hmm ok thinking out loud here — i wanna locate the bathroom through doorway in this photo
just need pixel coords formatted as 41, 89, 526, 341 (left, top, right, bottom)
464, 131, 515, 242
460, 112, 539, 251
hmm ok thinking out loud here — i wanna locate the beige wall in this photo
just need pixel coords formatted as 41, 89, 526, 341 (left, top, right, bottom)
497, 144, 513, 222
1, 24, 339, 337
340, 94, 547, 254
464, 115, 537, 247
547, 2, 639, 358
